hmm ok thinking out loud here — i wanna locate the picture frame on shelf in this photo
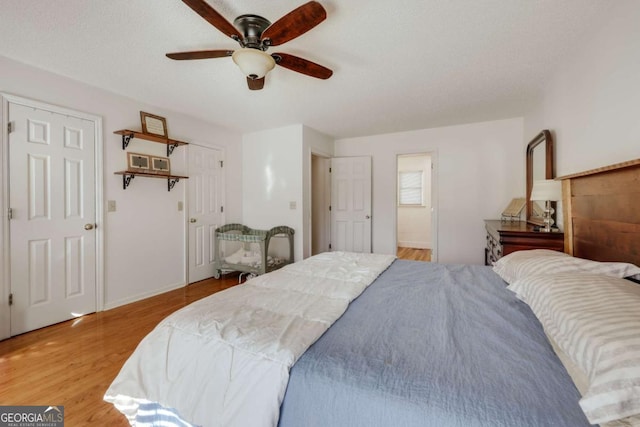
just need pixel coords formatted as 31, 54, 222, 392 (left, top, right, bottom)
150, 155, 171, 175
127, 152, 151, 172
140, 111, 168, 138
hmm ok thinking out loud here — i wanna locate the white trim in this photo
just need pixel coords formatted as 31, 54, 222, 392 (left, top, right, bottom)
309, 149, 331, 257
0, 93, 105, 339
310, 146, 332, 159
103, 281, 186, 311
1, 95, 10, 339
431, 153, 439, 262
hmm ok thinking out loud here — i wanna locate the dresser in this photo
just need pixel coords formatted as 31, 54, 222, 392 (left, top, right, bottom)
484, 220, 564, 266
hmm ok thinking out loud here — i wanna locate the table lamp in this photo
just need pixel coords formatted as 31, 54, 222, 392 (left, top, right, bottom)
530, 179, 562, 232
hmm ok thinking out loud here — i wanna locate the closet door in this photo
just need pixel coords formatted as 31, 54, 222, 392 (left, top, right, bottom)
6, 99, 100, 336
188, 145, 224, 283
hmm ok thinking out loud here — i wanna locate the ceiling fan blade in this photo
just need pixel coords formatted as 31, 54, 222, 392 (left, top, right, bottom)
182, 0, 242, 40
261, 1, 326, 46
273, 53, 332, 79
166, 50, 233, 60
247, 76, 265, 90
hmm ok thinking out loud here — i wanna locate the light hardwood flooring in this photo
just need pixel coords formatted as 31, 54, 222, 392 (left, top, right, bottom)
397, 247, 431, 262
0, 273, 241, 426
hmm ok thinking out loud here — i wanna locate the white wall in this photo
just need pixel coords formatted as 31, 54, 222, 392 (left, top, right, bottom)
397, 154, 432, 249
0, 56, 242, 322
242, 124, 334, 262
243, 125, 304, 260
523, 1, 640, 176
335, 118, 524, 264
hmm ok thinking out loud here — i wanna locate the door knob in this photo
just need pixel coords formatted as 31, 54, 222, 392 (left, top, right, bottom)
84, 223, 94, 230
365, 215, 371, 219
190, 218, 197, 223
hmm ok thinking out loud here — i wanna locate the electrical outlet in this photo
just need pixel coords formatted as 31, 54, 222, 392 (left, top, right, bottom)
107, 200, 116, 212
289, 201, 297, 210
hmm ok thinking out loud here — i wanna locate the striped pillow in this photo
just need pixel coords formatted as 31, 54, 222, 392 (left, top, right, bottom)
493, 249, 640, 284
508, 273, 640, 424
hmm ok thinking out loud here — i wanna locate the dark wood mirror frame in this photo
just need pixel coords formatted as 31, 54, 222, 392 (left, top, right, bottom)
526, 130, 554, 226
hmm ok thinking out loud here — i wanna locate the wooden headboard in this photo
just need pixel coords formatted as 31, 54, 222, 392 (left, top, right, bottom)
559, 159, 640, 266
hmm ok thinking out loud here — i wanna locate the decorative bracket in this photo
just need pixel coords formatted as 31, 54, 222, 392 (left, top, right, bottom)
122, 174, 135, 189
167, 143, 179, 157
121, 133, 134, 150
168, 177, 180, 192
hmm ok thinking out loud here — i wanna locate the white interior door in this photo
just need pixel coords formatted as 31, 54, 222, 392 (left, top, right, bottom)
331, 156, 372, 253
9, 102, 97, 335
188, 144, 224, 283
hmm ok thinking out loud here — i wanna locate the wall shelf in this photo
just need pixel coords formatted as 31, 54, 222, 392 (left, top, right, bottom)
113, 129, 188, 156
114, 171, 189, 191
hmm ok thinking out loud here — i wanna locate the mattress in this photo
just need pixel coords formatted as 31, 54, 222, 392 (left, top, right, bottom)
278, 260, 590, 426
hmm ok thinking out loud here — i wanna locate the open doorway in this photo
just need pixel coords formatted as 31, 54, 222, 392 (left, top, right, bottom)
311, 153, 331, 255
396, 153, 433, 262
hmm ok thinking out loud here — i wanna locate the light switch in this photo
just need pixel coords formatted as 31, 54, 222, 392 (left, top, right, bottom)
107, 200, 116, 212
178, 201, 183, 211
289, 201, 297, 210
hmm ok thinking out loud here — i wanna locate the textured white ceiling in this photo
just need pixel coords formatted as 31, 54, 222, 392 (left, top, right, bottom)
0, 0, 614, 139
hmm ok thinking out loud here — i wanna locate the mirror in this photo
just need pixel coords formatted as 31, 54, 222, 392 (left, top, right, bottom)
526, 130, 554, 226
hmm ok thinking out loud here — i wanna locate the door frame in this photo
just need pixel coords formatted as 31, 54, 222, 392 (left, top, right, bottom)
393, 150, 438, 262
0, 93, 104, 340
185, 142, 226, 285
309, 152, 331, 257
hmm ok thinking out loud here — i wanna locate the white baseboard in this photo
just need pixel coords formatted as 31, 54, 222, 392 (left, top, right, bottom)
103, 281, 186, 311
398, 240, 431, 249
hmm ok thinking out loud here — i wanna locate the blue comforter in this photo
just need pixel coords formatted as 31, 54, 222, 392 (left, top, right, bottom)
279, 260, 590, 426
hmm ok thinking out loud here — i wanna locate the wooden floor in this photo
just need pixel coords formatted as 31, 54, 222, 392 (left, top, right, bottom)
397, 246, 431, 262
0, 273, 241, 426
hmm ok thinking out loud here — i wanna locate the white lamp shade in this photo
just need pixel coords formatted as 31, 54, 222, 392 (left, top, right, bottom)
232, 48, 276, 79
530, 179, 562, 201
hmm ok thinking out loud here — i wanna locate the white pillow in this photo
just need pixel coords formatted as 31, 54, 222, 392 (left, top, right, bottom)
508, 273, 640, 424
493, 249, 640, 284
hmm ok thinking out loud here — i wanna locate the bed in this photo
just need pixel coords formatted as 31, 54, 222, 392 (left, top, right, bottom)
105, 158, 640, 427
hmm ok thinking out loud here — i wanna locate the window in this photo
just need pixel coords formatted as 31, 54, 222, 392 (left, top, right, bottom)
399, 171, 423, 206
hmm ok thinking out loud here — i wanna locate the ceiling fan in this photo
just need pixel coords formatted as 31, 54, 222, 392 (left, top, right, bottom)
166, 0, 333, 90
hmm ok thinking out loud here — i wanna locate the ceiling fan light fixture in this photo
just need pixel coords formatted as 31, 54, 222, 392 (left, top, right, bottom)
232, 48, 275, 79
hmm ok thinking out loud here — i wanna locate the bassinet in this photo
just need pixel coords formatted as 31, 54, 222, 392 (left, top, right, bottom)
212, 224, 294, 279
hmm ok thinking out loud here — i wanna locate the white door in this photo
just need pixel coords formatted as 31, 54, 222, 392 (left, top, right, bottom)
331, 156, 372, 253
188, 144, 224, 283
9, 102, 97, 335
